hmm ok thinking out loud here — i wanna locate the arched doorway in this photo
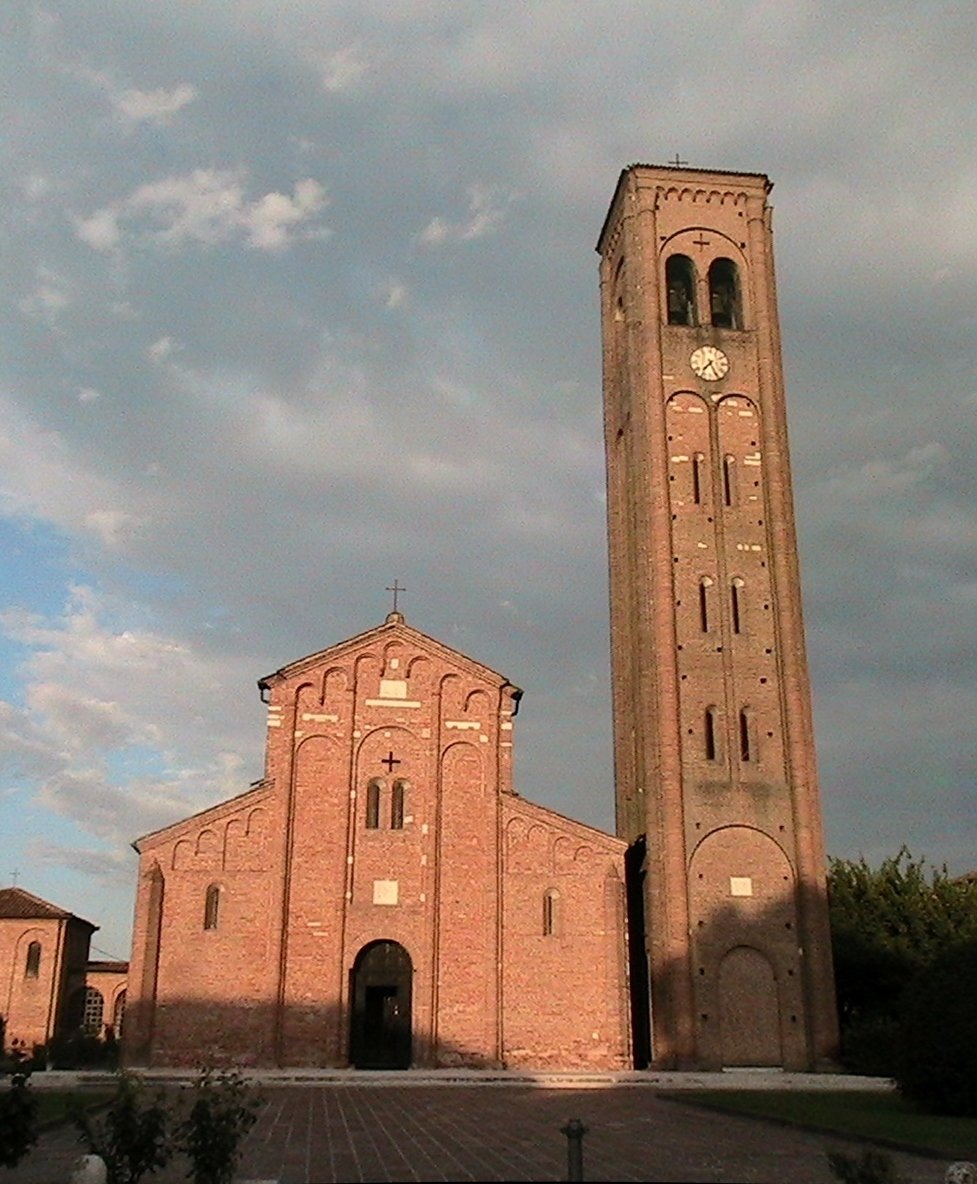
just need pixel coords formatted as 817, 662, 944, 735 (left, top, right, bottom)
349, 941, 412, 1069
719, 946, 782, 1066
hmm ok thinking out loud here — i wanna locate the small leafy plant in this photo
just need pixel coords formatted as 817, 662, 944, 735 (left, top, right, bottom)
0, 1054, 38, 1169
74, 1072, 172, 1184
179, 1069, 260, 1184
827, 1148, 906, 1184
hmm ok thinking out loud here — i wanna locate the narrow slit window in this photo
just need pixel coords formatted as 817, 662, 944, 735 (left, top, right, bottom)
25, 941, 41, 979
708, 257, 742, 329
692, 452, 705, 504
543, 889, 559, 937
391, 779, 406, 830
723, 455, 736, 507
740, 709, 753, 762
699, 577, 713, 632
704, 707, 718, 762
366, 778, 382, 829
665, 254, 697, 325
731, 578, 744, 634
204, 883, 221, 931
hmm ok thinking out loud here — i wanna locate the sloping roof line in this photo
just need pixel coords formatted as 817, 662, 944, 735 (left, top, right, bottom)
258, 615, 519, 695
0, 886, 96, 928
133, 779, 272, 851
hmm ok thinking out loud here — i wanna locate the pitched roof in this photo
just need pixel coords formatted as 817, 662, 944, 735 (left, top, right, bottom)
0, 886, 96, 928
257, 612, 520, 697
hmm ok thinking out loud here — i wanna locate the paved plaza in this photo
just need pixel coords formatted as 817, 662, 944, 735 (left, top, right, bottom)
0, 1072, 955, 1183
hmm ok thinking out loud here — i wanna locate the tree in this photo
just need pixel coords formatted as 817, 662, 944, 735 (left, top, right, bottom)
897, 938, 977, 1115
827, 849, 977, 1073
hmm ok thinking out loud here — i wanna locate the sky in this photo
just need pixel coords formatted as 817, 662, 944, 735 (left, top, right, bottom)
2, 1, 976, 960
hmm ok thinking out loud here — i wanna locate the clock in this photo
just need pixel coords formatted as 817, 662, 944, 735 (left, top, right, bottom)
690, 346, 729, 382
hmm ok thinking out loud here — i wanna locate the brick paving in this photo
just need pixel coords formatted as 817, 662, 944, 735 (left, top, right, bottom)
0, 1079, 954, 1183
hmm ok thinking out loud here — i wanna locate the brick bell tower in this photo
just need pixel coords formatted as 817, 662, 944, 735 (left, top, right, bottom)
597, 164, 838, 1070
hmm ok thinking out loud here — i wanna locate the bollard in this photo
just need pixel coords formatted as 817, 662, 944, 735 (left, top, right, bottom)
561, 1117, 588, 1182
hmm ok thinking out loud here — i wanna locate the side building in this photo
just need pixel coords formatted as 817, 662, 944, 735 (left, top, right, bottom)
124, 613, 630, 1070
597, 164, 839, 1069
0, 887, 127, 1055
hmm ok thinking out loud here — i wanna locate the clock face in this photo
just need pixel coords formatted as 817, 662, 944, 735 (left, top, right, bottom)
690, 345, 729, 382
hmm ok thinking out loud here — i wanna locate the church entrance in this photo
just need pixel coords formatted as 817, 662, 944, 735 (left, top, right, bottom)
349, 941, 412, 1069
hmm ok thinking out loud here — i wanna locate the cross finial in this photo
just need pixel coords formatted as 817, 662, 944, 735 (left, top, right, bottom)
670, 153, 689, 168
10, 868, 20, 887
386, 580, 406, 613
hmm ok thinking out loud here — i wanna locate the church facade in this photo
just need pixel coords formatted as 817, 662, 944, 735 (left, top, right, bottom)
124, 615, 630, 1069
123, 163, 838, 1072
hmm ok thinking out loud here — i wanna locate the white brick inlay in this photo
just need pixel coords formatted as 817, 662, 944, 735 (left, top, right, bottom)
379, 678, 408, 698
302, 712, 339, 722
373, 880, 398, 906
730, 876, 753, 897
365, 698, 421, 708
445, 720, 480, 729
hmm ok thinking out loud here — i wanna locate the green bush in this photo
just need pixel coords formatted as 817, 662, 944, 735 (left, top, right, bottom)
839, 1015, 901, 1077
179, 1069, 260, 1184
827, 1149, 906, 1184
73, 1072, 172, 1184
896, 938, 977, 1116
0, 1068, 38, 1168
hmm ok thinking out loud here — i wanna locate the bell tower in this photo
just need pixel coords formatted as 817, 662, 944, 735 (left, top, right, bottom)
597, 164, 838, 1069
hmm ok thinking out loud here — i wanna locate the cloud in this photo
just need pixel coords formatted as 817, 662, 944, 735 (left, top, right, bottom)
76, 171, 328, 254
313, 44, 368, 93
418, 184, 519, 247
0, 586, 260, 848
110, 83, 198, 126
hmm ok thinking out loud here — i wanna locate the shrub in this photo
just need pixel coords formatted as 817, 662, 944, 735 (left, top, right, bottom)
827, 1149, 906, 1184
179, 1069, 260, 1184
896, 938, 977, 1116
73, 1072, 172, 1184
0, 1063, 38, 1169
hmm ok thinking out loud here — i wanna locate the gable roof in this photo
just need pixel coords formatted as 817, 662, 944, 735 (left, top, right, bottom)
0, 886, 96, 929
257, 612, 522, 702
133, 779, 272, 851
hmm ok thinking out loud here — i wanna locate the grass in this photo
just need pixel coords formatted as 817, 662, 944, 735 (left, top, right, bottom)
34, 1089, 114, 1127
666, 1090, 977, 1160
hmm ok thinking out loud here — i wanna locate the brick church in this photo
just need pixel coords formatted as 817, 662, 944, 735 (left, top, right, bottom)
124, 164, 839, 1071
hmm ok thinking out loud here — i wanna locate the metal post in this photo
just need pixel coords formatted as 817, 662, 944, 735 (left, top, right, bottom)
561, 1117, 588, 1182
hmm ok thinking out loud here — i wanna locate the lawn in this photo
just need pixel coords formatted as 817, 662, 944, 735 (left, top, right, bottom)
34, 1089, 113, 1127
666, 1090, 977, 1160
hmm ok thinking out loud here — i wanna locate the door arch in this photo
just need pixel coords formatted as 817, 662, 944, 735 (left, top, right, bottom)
349, 941, 412, 1069
719, 945, 782, 1066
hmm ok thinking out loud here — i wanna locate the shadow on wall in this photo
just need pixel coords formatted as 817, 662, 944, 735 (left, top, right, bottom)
627, 835, 837, 1071
121, 996, 520, 1071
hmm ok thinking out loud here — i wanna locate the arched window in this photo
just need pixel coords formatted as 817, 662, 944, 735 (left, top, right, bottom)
731, 578, 745, 634
366, 778, 382, 829
666, 254, 697, 325
709, 258, 742, 329
543, 889, 560, 937
24, 941, 41, 979
204, 883, 221, 930
705, 706, 719, 762
73, 987, 104, 1037
112, 989, 126, 1039
740, 708, 753, 763
699, 576, 713, 632
391, 779, 406, 830
723, 455, 736, 507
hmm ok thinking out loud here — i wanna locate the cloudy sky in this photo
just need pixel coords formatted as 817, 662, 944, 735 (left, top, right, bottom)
2, 1, 976, 958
